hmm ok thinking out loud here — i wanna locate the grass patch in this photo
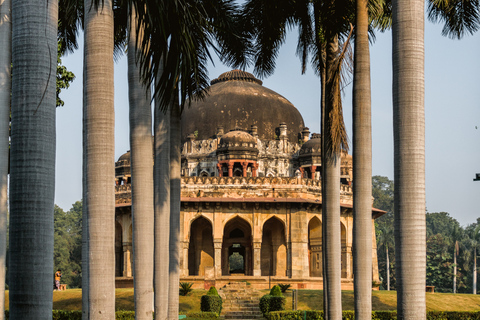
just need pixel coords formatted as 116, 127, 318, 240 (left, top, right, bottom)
4, 288, 480, 313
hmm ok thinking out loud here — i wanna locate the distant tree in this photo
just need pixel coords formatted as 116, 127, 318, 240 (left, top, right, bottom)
426, 212, 460, 238
56, 42, 76, 108
377, 223, 395, 290
53, 202, 82, 288
372, 176, 395, 290
372, 176, 394, 216
425, 211, 467, 293
426, 234, 453, 292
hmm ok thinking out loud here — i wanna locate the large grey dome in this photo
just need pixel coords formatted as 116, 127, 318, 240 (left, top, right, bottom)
181, 70, 305, 143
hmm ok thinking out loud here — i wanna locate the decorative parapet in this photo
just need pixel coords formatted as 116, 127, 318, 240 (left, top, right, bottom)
115, 176, 353, 206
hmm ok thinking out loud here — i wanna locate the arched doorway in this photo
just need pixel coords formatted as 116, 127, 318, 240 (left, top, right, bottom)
188, 216, 214, 276
222, 217, 252, 276
261, 217, 287, 276
115, 221, 123, 276
308, 217, 322, 277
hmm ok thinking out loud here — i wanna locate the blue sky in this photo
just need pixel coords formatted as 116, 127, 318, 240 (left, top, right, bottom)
56, 18, 480, 227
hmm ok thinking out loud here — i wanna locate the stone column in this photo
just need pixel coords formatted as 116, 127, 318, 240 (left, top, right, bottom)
310, 165, 317, 180
299, 167, 305, 179
241, 161, 248, 177
223, 247, 229, 275
346, 246, 353, 279
214, 240, 222, 278
227, 161, 234, 177
290, 211, 309, 278
253, 241, 262, 276
285, 242, 292, 277
252, 163, 259, 177
245, 246, 251, 275
217, 163, 223, 177
123, 243, 132, 277
183, 241, 189, 277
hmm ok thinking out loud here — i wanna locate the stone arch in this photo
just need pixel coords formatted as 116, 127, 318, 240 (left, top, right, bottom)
261, 214, 287, 238
188, 216, 214, 276
341, 221, 347, 278
261, 216, 287, 276
199, 170, 209, 177
222, 216, 252, 276
187, 214, 214, 241
223, 214, 253, 238
308, 216, 322, 277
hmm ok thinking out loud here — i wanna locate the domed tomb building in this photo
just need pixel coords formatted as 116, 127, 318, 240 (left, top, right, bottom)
114, 70, 384, 289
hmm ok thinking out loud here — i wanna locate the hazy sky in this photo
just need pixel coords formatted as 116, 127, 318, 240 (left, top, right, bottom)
55, 19, 480, 227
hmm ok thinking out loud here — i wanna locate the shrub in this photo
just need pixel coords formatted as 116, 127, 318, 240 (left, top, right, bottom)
207, 286, 219, 295
270, 285, 283, 296
278, 284, 291, 293
115, 311, 136, 319
259, 286, 285, 317
259, 294, 272, 316
266, 311, 480, 320
52, 310, 82, 320
201, 287, 222, 315
180, 282, 194, 296
186, 311, 219, 319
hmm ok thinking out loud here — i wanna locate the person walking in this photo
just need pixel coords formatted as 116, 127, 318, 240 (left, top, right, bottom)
54, 270, 62, 291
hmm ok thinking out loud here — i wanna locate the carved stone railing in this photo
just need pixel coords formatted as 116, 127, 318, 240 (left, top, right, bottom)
115, 176, 353, 205
181, 176, 322, 188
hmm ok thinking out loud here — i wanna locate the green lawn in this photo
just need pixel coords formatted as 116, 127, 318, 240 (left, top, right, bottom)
5, 289, 480, 313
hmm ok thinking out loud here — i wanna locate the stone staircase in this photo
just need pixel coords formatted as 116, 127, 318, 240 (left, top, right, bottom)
218, 282, 264, 320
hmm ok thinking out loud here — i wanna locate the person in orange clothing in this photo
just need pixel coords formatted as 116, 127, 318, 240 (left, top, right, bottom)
54, 269, 62, 291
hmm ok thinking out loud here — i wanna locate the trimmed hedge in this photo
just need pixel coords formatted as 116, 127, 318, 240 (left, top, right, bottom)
5, 310, 136, 320
266, 310, 480, 320
186, 311, 219, 319
200, 286, 223, 315
259, 286, 286, 316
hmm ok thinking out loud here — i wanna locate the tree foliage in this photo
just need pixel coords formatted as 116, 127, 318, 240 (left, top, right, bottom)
53, 201, 82, 288
373, 175, 479, 293
56, 42, 76, 107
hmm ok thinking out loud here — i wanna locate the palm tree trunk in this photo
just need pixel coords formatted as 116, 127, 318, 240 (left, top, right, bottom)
83, 0, 115, 317
154, 73, 171, 319
392, 0, 426, 315
453, 241, 457, 294
474, 248, 477, 294
352, 0, 372, 316
9, 0, 57, 318
386, 246, 390, 291
323, 35, 343, 320
168, 100, 181, 319
0, 1, 11, 318
128, 8, 154, 319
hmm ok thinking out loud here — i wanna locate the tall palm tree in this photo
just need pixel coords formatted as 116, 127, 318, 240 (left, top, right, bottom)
83, 0, 115, 317
449, 224, 462, 294
128, 7, 154, 319
377, 223, 394, 290
168, 99, 181, 319
129, 1, 248, 315
392, 0, 426, 316
0, 1, 10, 319
352, 0, 372, 316
9, 0, 57, 318
242, 1, 351, 317
153, 76, 170, 319
470, 226, 480, 294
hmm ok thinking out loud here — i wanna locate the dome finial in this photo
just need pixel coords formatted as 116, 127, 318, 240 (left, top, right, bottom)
210, 70, 263, 85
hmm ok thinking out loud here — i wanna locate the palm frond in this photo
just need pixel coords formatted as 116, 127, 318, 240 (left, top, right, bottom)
58, 0, 83, 55
368, 0, 392, 32
427, 0, 480, 39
